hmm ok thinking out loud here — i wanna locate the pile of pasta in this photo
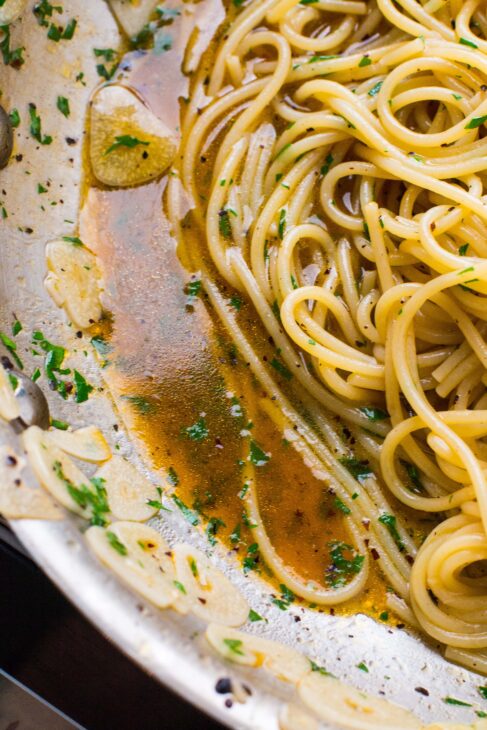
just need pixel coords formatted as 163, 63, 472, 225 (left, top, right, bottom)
168, 0, 487, 671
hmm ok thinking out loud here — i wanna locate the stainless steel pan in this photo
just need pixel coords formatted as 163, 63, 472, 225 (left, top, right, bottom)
1, 2, 485, 727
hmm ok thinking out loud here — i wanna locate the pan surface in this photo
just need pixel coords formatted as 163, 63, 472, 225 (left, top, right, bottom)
1, 2, 486, 728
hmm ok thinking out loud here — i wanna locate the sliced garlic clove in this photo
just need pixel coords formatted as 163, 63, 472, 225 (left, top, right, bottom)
299, 672, 420, 730
0, 361, 20, 421
0, 442, 63, 520
45, 240, 102, 329
95, 455, 159, 522
173, 544, 249, 627
107, 0, 160, 38
22, 426, 95, 518
0, 0, 27, 24
49, 426, 111, 463
86, 521, 178, 608
205, 623, 310, 684
90, 85, 177, 187
279, 704, 319, 730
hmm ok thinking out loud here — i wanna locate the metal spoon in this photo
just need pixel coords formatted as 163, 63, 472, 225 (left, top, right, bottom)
1, 355, 50, 431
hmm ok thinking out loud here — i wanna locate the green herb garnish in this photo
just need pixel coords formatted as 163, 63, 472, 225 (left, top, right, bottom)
378, 513, 405, 551
106, 530, 128, 556
104, 135, 150, 155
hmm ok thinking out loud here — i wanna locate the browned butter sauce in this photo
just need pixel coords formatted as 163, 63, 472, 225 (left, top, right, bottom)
82, 0, 413, 620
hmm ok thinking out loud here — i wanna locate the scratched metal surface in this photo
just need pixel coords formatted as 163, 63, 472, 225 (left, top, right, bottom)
1, 2, 486, 728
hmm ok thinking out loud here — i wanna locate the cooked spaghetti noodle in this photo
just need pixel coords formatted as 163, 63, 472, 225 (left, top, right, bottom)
167, 0, 487, 671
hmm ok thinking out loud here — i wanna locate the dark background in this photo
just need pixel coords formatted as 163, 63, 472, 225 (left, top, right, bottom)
0, 529, 227, 729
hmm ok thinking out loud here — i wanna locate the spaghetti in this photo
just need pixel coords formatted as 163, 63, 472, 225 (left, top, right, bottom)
167, 0, 487, 671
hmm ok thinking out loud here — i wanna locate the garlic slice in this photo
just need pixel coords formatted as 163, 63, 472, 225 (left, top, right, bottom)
45, 240, 102, 329
90, 85, 177, 187
0, 362, 20, 422
107, 0, 160, 38
299, 672, 420, 730
23, 426, 95, 518
173, 544, 249, 627
279, 704, 319, 730
0, 0, 27, 24
205, 623, 310, 684
86, 521, 178, 608
0, 442, 62, 520
95, 455, 158, 522
49, 426, 111, 463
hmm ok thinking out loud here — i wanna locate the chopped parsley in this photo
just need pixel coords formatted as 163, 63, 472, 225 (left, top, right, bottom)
278, 208, 286, 239
248, 609, 264, 622
167, 466, 179, 487
230, 295, 242, 311
171, 494, 200, 526
359, 406, 389, 421
218, 209, 232, 238
206, 516, 226, 546
309, 660, 336, 677
465, 115, 487, 129
0, 331, 23, 369
459, 37, 478, 48
339, 457, 373, 483
248, 439, 270, 466
326, 541, 364, 588
106, 531, 128, 556
46, 18, 77, 41
272, 584, 295, 610
104, 135, 150, 155
459, 243, 469, 256
357, 661, 369, 672
9, 108, 20, 127
270, 357, 293, 381
184, 278, 201, 308
73, 370, 93, 403
368, 80, 383, 97
223, 638, 244, 656
57, 95, 70, 117
334, 497, 351, 515
443, 697, 472, 707
378, 513, 405, 552
0, 24, 24, 68
62, 236, 83, 245
173, 580, 186, 594
51, 419, 69, 430
123, 395, 155, 415
183, 416, 209, 441
358, 55, 372, 67
321, 153, 333, 175
54, 460, 109, 526
243, 542, 259, 573
400, 459, 424, 493
478, 686, 487, 699
29, 104, 52, 145
33, 1, 62, 27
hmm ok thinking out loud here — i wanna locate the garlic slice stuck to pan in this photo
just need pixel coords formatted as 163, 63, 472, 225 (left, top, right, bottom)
299, 671, 420, 730
95, 455, 159, 522
86, 521, 179, 608
173, 544, 249, 627
90, 85, 177, 187
45, 240, 102, 329
23, 426, 96, 518
49, 426, 111, 463
205, 623, 310, 684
